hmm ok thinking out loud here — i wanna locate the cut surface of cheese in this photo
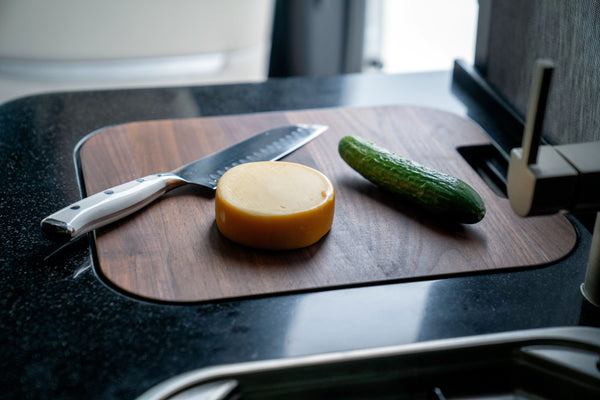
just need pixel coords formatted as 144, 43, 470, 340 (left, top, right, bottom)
215, 161, 335, 250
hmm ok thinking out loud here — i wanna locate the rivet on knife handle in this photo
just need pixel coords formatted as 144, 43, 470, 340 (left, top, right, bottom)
41, 174, 186, 242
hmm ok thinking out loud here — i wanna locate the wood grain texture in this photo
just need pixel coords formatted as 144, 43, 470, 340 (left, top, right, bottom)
78, 106, 577, 303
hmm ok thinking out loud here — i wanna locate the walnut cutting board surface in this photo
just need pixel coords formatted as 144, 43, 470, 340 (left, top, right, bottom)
78, 106, 577, 303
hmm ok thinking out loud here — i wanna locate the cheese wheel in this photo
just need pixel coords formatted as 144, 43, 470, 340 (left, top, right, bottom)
215, 161, 335, 250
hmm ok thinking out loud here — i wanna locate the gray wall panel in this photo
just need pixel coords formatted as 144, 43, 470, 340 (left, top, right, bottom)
477, 0, 600, 144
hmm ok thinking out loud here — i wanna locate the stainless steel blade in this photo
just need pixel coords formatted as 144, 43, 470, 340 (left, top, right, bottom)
174, 124, 328, 189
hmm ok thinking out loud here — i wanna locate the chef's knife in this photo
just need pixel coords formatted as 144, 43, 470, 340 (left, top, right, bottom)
41, 124, 328, 242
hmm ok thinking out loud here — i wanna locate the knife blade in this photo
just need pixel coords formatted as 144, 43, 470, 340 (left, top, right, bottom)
41, 124, 327, 242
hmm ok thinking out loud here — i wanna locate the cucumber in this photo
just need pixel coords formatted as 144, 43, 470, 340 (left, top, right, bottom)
338, 135, 485, 224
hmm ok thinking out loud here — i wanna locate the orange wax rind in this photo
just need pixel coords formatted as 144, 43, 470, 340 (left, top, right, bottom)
215, 161, 335, 250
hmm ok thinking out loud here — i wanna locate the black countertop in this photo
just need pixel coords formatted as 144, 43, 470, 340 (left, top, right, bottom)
1, 67, 598, 399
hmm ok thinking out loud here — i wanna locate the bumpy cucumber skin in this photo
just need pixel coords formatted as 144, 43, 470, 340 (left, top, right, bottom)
338, 135, 486, 224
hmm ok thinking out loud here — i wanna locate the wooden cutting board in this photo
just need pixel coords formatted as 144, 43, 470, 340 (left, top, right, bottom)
78, 106, 577, 303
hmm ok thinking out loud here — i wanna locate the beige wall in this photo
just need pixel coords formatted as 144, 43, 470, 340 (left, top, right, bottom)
0, 0, 275, 103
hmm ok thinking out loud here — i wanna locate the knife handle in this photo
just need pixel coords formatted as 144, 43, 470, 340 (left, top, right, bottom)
41, 173, 187, 242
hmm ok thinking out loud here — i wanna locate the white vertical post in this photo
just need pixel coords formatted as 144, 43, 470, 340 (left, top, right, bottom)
581, 212, 600, 307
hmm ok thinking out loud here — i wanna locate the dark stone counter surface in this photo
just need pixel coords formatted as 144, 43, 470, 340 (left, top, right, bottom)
1, 70, 597, 399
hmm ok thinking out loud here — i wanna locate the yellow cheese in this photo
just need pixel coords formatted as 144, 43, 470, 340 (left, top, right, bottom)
215, 161, 335, 250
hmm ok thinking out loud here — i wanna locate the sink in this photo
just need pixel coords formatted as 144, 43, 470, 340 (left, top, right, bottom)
137, 327, 600, 400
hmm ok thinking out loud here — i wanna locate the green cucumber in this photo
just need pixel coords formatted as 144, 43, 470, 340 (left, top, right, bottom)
338, 135, 485, 224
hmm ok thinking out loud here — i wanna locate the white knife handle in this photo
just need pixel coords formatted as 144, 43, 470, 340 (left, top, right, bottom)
41, 173, 187, 242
